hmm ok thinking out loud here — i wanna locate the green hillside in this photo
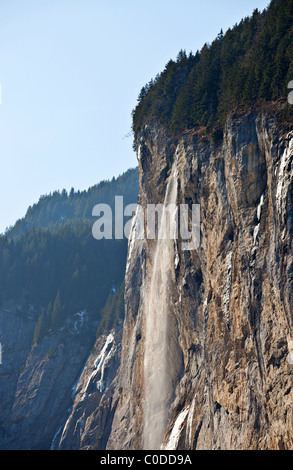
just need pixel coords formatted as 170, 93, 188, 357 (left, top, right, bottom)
0, 168, 139, 344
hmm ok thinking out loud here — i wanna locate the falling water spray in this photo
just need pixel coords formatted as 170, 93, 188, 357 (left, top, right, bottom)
143, 163, 179, 450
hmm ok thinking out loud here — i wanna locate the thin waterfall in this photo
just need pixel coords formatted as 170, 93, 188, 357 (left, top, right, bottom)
143, 162, 178, 450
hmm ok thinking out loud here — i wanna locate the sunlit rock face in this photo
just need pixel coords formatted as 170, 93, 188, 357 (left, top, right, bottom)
106, 111, 293, 450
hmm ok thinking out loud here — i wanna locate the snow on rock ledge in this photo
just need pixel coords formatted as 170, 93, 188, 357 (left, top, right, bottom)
163, 407, 190, 450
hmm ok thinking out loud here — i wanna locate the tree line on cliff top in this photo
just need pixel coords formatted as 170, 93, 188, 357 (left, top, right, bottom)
132, 0, 293, 140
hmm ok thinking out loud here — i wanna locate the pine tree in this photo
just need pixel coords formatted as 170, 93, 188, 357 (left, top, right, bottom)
132, 0, 293, 135
51, 291, 63, 329
33, 311, 47, 344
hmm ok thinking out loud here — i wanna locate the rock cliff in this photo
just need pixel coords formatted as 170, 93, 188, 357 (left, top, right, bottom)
106, 108, 293, 450
0, 305, 100, 449
1, 107, 292, 450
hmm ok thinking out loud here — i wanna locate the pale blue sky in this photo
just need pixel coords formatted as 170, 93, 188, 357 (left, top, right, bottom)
0, 0, 270, 233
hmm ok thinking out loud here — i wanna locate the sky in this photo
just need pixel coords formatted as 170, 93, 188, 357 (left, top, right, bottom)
0, 0, 270, 233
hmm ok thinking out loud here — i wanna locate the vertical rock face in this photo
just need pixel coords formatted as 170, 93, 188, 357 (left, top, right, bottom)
0, 307, 99, 449
0, 308, 35, 448
55, 330, 122, 450
107, 111, 293, 450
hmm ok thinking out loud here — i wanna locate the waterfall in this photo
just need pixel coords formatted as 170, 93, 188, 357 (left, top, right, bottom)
143, 162, 178, 450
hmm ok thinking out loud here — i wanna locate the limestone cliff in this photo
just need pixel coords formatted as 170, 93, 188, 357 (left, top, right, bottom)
106, 109, 293, 450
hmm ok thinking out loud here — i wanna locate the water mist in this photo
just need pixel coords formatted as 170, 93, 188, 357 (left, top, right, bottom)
143, 163, 179, 450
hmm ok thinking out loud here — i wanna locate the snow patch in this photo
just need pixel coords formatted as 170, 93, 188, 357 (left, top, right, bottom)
257, 194, 264, 221
253, 194, 265, 245
72, 310, 87, 334
174, 240, 180, 270
137, 143, 141, 162
84, 333, 115, 394
94, 333, 114, 368
164, 407, 190, 450
276, 135, 293, 216
253, 223, 260, 245
126, 207, 144, 270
